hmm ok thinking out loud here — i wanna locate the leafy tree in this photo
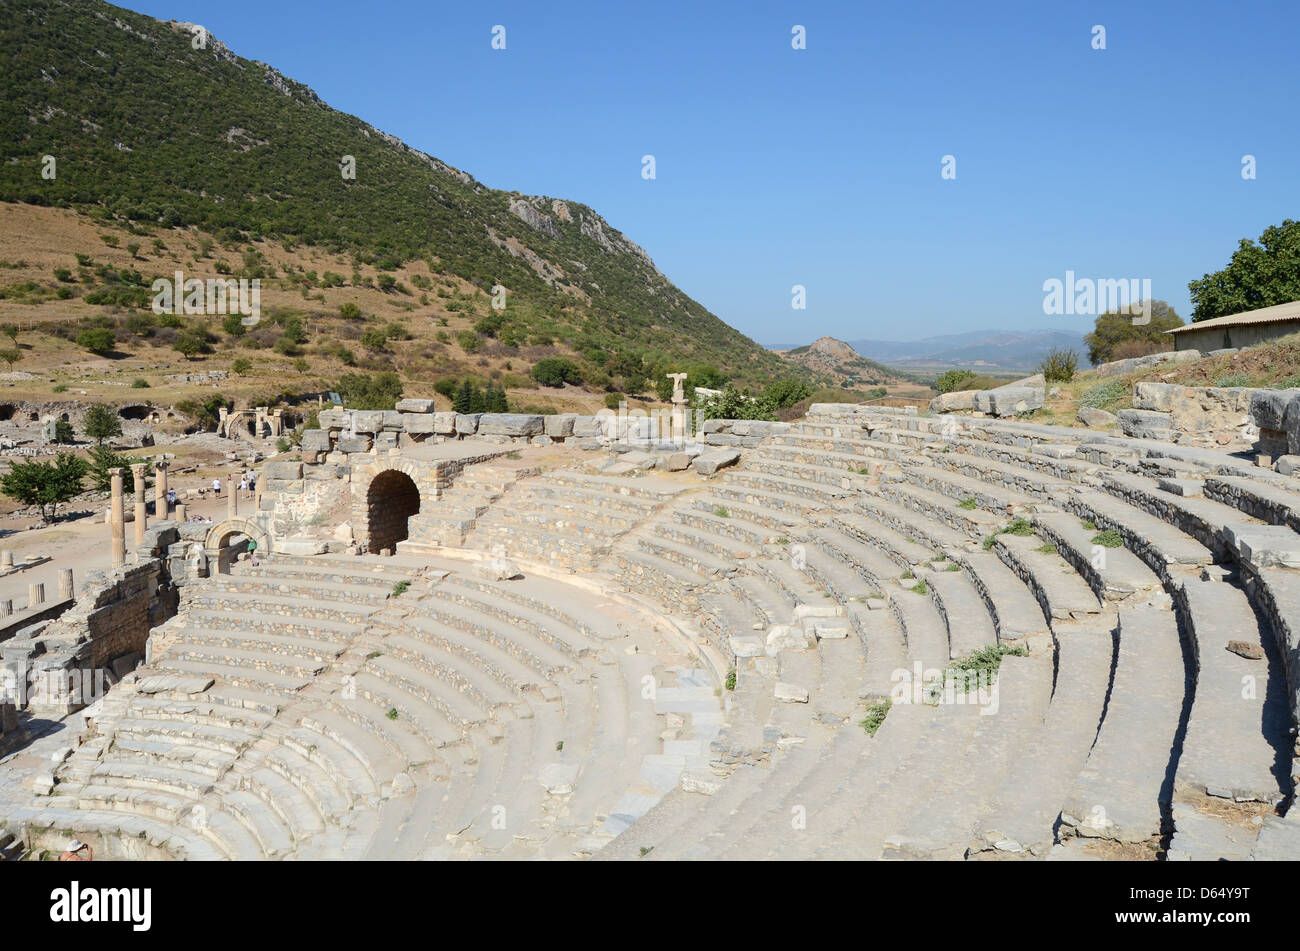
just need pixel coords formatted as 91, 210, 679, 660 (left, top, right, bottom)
339, 302, 362, 320
1037, 347, 1078, 383
764, 378, 814, 409
86, 445, 150, 493
2, 325, 17, 343
531, 358, 581, 387
76, 327, 116, 355
174, 333, 206, 360
695, 383, 778, 422
1188, 219, 1300, 321
222, 313, 246, 336
0, 452, 88, 521
0, 350, 19, 367
82, 404, 123, 445
231, 358, 252, 375
53, 419, 75, 444
433, 378, 457, 399
1083, 300, 1183, 365
360, 327, 389, 351
335, 371, 403, 411
935, 369, 979, 393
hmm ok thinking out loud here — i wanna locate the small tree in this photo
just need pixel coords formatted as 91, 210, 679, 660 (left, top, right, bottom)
1038, 347, 1078, 383
82, 404, 123, 445
76, 328, 116, 355
0, 452, 88, 522
2, 325, 17, 344
126, 241, 141, 260
231, 358, 253, 375
935, 369, 979, 393
53, 420, 75, 444
0, 350, 20, 367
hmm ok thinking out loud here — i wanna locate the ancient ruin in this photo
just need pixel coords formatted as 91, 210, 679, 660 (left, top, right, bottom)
0, 387, 1296, 861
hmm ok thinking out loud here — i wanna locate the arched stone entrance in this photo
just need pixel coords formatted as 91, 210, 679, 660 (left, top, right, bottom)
204, 518, 271, 574
364, 469, 421, 553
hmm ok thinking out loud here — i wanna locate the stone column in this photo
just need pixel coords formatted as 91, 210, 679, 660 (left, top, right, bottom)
154, 460, 169, 521
227, 473, 238, 520
57, 568, 73, 601
27, 582, 43, 610
175, 502, 187, 523
131, 463, 148, 548
109, 467, 126, 567
0, 600, 11, 617
0, 551, 12, 572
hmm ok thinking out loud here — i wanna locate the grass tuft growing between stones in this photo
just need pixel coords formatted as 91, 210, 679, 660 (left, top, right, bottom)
1036, 542, 1057, 554
859, 697, 892, 736
724, 667, 736, 691
1091, 529, 1124, 548
392, 580, 410, 596
958, 496, 978, 510
385, 707, 399, 720
910, 580, 928, 595
713, 506, 730, 518
983, 517, 1034, 550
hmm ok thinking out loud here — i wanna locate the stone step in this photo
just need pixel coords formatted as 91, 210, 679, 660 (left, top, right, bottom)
373, 640, 519, 721
1172, 576, 1290, 804
205, 574, 392, 606
634, 532, 738, 579
1031, 511, 1163, 602
86, 758, 216, 799
260, 745, 355, 817
854, 493, 972, 552
162, 642, 327, 682
953, 551, 1051, 643
1068, 489, 1212, 575
10, 805, 226, 861
831, 511, 936, 568
174, 626, 347, 665
883, 650, 1055, 858
1102, 471, 1264, 560
245, 557, 415, 589
185, 607, 366, 643
349, 668, 471, 748
968, 618, 1116, 856
721, 469, 854, 505
408, 599, 573, 676
221, 788, 296, 857
652, 520, 757, 563
111, 716, 256, 758
872, 477, 1005, 536
993, 533, 1103, 621
442, 574, 602, 652
390, 617, 553, 694
306, 700, 429, 779
888, 585, 952, 668
689, 495, 802, 533
924, 568, 999, 658
283, 724, 381, 803
810, 526, 901, 586
706, 482, 820, 517
182, 590, 376, 626
1060, 603, 1188, 844
898, 464, 1035, 517
671, 506, 776, 549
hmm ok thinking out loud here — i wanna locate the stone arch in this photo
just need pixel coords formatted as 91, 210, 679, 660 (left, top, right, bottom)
363, 469, 421, 553
204, 518, 270, 574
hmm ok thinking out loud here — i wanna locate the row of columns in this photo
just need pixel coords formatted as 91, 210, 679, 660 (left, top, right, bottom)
109, 461, 180, 568
0, 568, 74, 616
108, 462, 247, 567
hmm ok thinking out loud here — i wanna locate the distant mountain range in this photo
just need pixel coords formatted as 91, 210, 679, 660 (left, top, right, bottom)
768, 330, 1086, 372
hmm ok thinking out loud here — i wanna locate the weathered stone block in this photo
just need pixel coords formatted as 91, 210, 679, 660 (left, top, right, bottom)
263, 461, 303, 481
395, 398, 437, 413
350, 410, 384, 434
478, 413, 544, 436
1077, 406, 1117, 428
1117, 408, 1173, 440
299, 429, 331, 452
693, 448, 741, 475
318, 409, 349, 429
433, 412, 458, 435
455, 414, 481, 435
402, 413, 437, 434
544, 413, 577, 438
337, 434, 373, 453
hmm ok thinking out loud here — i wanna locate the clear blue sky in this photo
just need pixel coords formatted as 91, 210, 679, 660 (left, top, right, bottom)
133, 0, 1300, 344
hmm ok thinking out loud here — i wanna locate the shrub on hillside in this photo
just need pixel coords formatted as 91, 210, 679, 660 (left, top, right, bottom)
935, 369, 978, 393
1038, 347, 1078, 383
531, 357, 582, 387
1079, 380, 1127, 409
335, 372, 403, 411
76, 327, 115, 354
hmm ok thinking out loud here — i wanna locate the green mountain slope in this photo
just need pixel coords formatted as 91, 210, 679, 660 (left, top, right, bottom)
0, 0, 782, 382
